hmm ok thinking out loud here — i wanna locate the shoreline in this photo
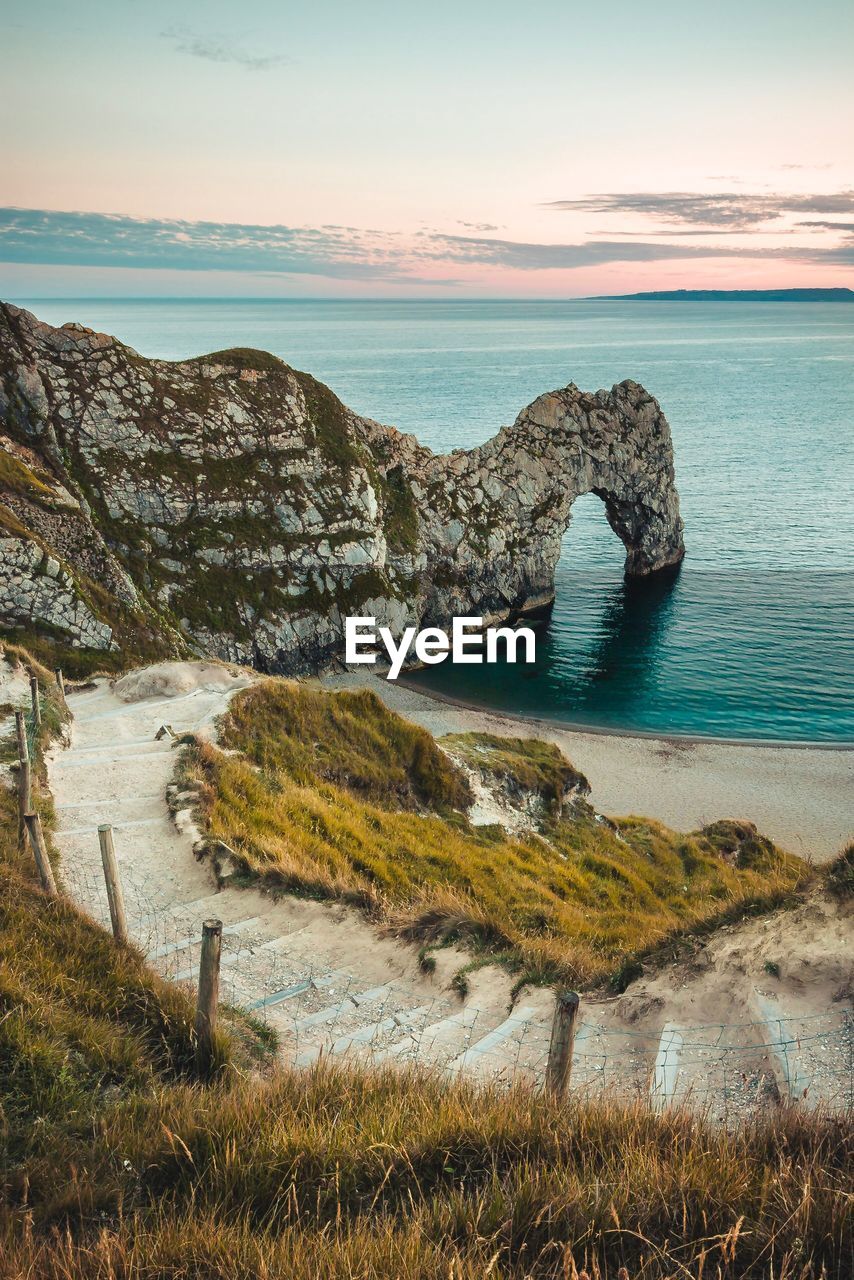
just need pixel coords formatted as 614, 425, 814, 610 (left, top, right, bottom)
396, 677, 854, 752
318, 671, 854, 864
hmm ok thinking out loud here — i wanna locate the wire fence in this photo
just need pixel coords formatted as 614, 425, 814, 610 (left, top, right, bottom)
56, 852, 854, 1120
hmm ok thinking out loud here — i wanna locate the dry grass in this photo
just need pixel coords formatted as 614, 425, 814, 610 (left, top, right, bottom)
187, 679, 813, 987
1, 1063, 850, 1279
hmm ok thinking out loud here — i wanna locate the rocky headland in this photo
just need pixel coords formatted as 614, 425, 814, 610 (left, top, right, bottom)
0, 302, 684, 672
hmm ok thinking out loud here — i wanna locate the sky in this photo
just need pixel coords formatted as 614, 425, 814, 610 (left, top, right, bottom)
2, 0, 854, 298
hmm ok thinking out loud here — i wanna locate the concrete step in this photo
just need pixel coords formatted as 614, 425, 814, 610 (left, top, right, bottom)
73, 689, 211, 724
650, 1022, 683, 1109
55, 793, 164, 811
50, 751, 172, 771
59, 816, 167, 836
751, 991, 853, 1109
295, 1005, 431, 1068
380, 1003, 485, 1064
147, 916, 263, 961
247, 971, 344, 1012
448, 1004, 540, 1077
292, 982, 395, 1033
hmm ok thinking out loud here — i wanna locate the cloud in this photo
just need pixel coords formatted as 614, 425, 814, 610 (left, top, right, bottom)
543, 190, 854, 230
428, 232, 854, 269
161, 26, 290, 72
457, 221, 500, 232
0, 208, 852, 284
0, 209, 405, 280
798, 220, 854, 234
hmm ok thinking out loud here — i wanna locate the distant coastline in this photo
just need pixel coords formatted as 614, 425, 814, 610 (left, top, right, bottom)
592, 287, 854, 302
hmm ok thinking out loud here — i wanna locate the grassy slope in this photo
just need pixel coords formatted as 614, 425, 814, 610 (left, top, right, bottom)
0, 656, 850, 1277
187, 680, 813, 987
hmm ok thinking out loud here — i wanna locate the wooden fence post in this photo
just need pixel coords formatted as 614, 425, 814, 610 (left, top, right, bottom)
24, 812, 58, 898
55, 668, 66, 701
29, 675, 42, 730
14, 709, 27, 762
195, 919, 223, 1078
14, 711, 30, 849
546, 990, 580, 1101
97, 824, 129, 945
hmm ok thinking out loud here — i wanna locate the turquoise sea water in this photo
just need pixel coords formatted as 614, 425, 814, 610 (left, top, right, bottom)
17, 298, 854, 742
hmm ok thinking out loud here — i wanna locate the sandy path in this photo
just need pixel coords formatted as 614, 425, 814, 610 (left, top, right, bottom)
318, 672, 853, 863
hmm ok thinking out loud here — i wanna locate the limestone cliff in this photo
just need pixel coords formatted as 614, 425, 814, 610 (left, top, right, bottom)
0, 302, 684, 671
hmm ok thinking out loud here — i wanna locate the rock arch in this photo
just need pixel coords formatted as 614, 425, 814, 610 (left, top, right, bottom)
417, 380, 685, 623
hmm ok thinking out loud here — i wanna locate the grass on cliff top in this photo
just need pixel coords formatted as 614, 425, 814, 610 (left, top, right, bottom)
185, 346, 287, 374
186, 679, 812, 988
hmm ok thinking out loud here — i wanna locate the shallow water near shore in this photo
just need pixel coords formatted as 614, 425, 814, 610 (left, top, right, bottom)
18, 297, 854, 742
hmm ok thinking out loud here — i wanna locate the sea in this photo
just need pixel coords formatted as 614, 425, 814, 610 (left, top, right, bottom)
17, 298, 854, 744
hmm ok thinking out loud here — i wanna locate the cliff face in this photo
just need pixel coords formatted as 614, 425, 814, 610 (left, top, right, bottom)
0, 303, 684, 671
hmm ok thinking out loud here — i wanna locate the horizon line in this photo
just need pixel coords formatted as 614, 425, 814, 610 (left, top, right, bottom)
6, 288, 854, 305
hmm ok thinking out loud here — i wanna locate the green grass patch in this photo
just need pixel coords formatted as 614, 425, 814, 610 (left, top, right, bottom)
219, 681, 472, 813
292, 369, 364, 472
186, 347, 287, 373
376, 463, 420, 553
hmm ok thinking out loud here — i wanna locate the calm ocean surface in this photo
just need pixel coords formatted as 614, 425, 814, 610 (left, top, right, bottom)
19, 298, 854, 743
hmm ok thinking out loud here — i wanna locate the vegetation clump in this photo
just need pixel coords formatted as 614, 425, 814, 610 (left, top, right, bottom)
0, 449, 55, 501
292, 368, 364, 472
185, 346, 287, 374
826, 843, 854, 898
699, 818, 779, 870
376, 462, 420, 552
219, 680, 472, 812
